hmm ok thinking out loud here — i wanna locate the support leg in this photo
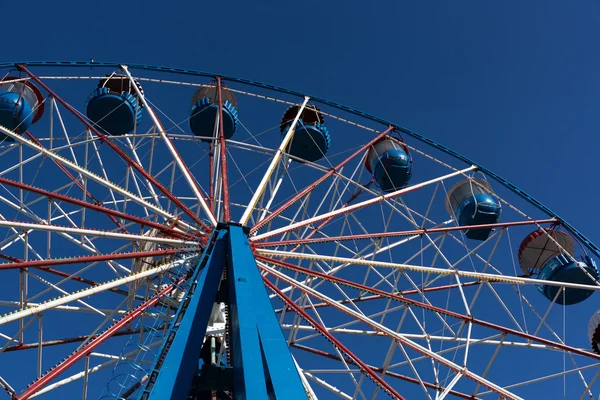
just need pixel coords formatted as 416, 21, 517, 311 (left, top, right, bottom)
143, 231, 228, 400
228, 226, 307, 400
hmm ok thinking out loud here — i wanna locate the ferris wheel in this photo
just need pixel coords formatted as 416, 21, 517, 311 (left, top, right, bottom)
0, 61, 597, 400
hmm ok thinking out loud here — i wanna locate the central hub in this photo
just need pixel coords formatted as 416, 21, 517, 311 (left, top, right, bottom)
215, 221, 251, 236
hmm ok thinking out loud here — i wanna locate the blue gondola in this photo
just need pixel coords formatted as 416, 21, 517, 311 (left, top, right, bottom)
280, 105, 330, 162
519, 229, 599, 305
86, 74, 143, 135
189, 85, 238, 142
536, 255, 598, 305
365, 137, 412, 192
0, 77, 44, 139
445, 178, 501, 240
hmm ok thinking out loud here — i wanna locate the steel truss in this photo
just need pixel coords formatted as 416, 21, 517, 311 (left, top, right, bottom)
139, 225, 307, 400
0, 61, 596, 400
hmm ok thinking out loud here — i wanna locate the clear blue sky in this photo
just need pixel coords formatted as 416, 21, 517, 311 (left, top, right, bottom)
6, 0, 593, 243
1, 1, 599, 398
4, 1, 598, 239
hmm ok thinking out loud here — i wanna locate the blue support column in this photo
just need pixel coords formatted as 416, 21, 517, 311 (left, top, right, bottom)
227, 226, 269, 399
228, 225, 307, 400
142, 231, 228, 400
139, 225, 307, 399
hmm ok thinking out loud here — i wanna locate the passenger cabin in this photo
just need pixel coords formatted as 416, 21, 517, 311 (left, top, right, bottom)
365, 137, 412, 193
86, 74, 143, 135
445, 178, 501, 240
280, 104, 330, 163
0, 77, 44, 139
519, 229, 598, 305
189, 85, 238, 143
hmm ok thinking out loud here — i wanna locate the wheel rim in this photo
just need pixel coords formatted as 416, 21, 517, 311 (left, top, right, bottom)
0, 62, 596, 400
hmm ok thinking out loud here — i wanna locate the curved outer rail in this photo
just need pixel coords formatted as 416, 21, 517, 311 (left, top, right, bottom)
1, 60, 597, 259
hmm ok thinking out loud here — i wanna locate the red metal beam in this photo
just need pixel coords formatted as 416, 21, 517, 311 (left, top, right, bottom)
291, 343, 480, 400
0, 175, 195, 240
38, 266, 132, 295
17, 64, 211, 233
276, 182, 373, 262
127, 80, 215, 227
120, 374, 149, 399
276, 281, 482, 314
25, 131, 131, 235
208, 142, 215, 212
0, 252, 130, 296
311, 182, 371, 236
257, 255, 600, 362
15, 276, 187, 400
263, 266, 522, 398
263, 182, 372, 267
264, 278, 406, 400
251, 126, 393, 233
253, 218, 559, 248
3, 325, 166, 353
216, 77, 230, 222
0, 248, 193, 271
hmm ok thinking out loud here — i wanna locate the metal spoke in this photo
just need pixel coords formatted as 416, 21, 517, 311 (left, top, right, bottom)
0, 64, 595, 400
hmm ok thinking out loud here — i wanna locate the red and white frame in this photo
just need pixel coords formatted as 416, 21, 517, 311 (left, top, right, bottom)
0, 63, 595, 400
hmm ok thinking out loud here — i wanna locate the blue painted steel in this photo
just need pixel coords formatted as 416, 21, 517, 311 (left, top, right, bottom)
454, 193, 502, 240
0, 90, 33, 136
136, 225, 306, 399
282, 121, 330, 162
228, 226, 307, 400
86, 87, 142, 135
537, 255, 599, 305
227, 226, 269, 399
10, 61, 600, 260
190, 98, 238, 141
141, 230, 227, 400
370, 149, 411, 192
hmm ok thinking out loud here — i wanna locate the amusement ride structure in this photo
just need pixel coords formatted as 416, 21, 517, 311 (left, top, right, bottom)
0, 61, 597, 399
